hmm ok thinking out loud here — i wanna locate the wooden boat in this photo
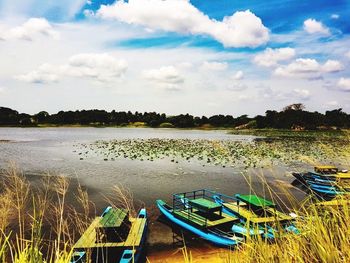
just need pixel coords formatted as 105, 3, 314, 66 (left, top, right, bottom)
70, 206, 147, 263
156, 189, 243, 247
213, 193, 298, 238
293, 166, 349, 183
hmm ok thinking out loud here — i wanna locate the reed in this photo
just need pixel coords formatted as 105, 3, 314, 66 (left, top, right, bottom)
0, 165, 94, 263
180, 134, 350, 263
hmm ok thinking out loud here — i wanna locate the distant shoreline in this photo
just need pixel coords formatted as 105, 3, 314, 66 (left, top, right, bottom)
1, 104, 350, 130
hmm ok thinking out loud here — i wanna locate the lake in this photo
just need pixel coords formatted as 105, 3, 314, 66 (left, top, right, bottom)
0, 127, 305, 252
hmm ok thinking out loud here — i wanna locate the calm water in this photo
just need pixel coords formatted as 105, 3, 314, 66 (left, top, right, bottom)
0, 127, 305, 249
0, 127, 302, 203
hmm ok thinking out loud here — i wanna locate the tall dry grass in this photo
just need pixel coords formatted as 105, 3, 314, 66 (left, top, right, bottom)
201, 133, 350, 263
0, 164, 95, 263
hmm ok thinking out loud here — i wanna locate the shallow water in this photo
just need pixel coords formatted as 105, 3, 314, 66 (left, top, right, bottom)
0, 127, 306, 254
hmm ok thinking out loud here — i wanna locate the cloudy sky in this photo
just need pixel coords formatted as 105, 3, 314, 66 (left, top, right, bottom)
0, 0, 349, 116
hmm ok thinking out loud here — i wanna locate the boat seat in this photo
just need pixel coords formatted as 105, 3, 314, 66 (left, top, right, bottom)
174, 210, 207, 227
173, 209, 238, 228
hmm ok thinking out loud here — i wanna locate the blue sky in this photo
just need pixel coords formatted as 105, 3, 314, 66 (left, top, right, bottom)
0, 0, 349, 116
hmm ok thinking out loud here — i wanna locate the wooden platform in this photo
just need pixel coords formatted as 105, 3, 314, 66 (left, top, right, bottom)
188, 198, 222, 214
74, 208, 147, 249
173, 209, 238, 228
223, 203, 292, 224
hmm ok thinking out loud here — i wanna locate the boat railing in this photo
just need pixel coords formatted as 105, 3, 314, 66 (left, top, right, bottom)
172, 189, 239, 228
173, 189, 237, 204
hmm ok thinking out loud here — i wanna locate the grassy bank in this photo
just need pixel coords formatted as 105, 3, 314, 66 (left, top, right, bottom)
0, 165, 94, 262
230, 128, 347, 139
0, 165, 141, 263
1, 165, 350, 262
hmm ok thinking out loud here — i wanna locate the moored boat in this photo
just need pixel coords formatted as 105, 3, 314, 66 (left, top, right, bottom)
307, 181, 346, 196
70, 206, 147, 263
293, 166, 349, 183
213, 193, 298, 238
156, 189, 243, 247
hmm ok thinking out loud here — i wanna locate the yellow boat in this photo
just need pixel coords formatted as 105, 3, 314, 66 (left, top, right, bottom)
70, 206, 147, 263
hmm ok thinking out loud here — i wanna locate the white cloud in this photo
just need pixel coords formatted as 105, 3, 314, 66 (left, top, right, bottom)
346, 51, 350, 59
337, 78, 350, 92
0, 87, 5, 95
258, 87, 310, 101
232, 70, 244, 80
0, 18, 59, 41
303, 18, 330, 35
96, 0, 269, 48
326, 100, 339, 106
177, 62, 193, 68
259, 87, 287, 100
322, 60, 344, 73
15, 53, 127, 83
292, 89, 310, 100
64, 53, 128, 81
142, 65, 184, 90
15, 64, 59, 84
253, 47, 295, 67
228, 82, 247, 91
274, 58, 343, 79
331, 14, 339, 19
201, 61, 228, 71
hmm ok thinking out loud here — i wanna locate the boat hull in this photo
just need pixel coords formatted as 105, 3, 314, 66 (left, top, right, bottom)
156, 200, 241, 247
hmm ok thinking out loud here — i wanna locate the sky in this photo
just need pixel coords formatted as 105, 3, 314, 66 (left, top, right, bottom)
0, 0, 349, 117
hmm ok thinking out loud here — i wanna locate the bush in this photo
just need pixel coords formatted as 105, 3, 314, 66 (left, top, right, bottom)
159, 122, 175, 128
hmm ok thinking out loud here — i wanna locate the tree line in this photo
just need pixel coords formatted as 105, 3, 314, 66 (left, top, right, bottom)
0, 104, 349, 129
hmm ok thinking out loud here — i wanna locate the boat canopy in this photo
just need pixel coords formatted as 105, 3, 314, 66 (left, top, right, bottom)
235, 194, 275, 207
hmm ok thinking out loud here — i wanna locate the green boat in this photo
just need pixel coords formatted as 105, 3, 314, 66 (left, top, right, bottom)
70, 206, 147, 263
213, 194, 299, 238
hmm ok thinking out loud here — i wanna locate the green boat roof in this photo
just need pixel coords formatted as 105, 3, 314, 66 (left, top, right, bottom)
235, 194, 275, 207
188, 198, 222, 213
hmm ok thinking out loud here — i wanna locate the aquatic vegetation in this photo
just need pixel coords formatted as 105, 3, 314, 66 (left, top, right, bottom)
75, 131, 350, 168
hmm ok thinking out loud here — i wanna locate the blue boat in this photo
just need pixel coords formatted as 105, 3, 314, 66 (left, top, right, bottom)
307, 181, 345, 196
292, 166, 339, 183
156, 189, 243, 247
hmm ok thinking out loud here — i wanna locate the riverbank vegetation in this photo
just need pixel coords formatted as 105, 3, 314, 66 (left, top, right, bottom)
0, 165, 141, 262
1, 164, 350, 262
1, 104, 350, 129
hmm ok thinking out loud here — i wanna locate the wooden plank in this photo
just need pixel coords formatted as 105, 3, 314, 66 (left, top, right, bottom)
206, 211, 238, 227
124, 218, 145, 247
74, 218, 100, 248
173, 210, 207, 227
99, 208, 127, 228
224, 203, 291, 224
73, 208, 143, 250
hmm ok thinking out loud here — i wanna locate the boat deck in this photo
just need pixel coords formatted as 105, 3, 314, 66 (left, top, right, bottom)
173, 209, 238, 228
188, 198, 222, 214
223, 202, 292, 224
74, 208, 146, 249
